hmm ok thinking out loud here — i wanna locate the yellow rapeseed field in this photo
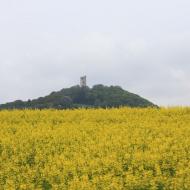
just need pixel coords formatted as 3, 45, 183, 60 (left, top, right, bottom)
0, 107, 190, 190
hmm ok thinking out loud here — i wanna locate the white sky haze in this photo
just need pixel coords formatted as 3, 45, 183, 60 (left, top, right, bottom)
0, 0, 190, 106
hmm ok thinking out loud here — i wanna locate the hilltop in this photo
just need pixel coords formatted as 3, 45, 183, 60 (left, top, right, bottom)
0, 85, 156, 109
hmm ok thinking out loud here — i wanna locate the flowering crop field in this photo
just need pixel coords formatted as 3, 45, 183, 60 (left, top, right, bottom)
0, 108, 190, 190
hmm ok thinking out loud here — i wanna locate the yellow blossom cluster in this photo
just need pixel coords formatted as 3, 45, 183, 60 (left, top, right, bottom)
0, 107, 190, 189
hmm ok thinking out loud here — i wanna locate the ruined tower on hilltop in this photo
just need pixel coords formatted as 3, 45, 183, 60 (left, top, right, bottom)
80, 76, 87, 87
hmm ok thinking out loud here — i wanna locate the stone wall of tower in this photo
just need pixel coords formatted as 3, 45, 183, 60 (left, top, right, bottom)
80, 76, 87, 87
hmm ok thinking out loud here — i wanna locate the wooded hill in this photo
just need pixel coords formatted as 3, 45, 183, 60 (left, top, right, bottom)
0, 85, 156, 109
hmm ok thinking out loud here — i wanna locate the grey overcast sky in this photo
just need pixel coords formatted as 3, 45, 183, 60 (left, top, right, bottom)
0, 0, 190, 106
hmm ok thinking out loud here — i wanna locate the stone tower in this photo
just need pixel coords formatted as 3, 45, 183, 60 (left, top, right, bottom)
80, 76, 87, 87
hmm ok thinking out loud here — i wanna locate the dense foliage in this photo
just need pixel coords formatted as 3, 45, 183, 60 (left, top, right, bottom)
0, 85, 155, 109
0, 107, 190, 189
